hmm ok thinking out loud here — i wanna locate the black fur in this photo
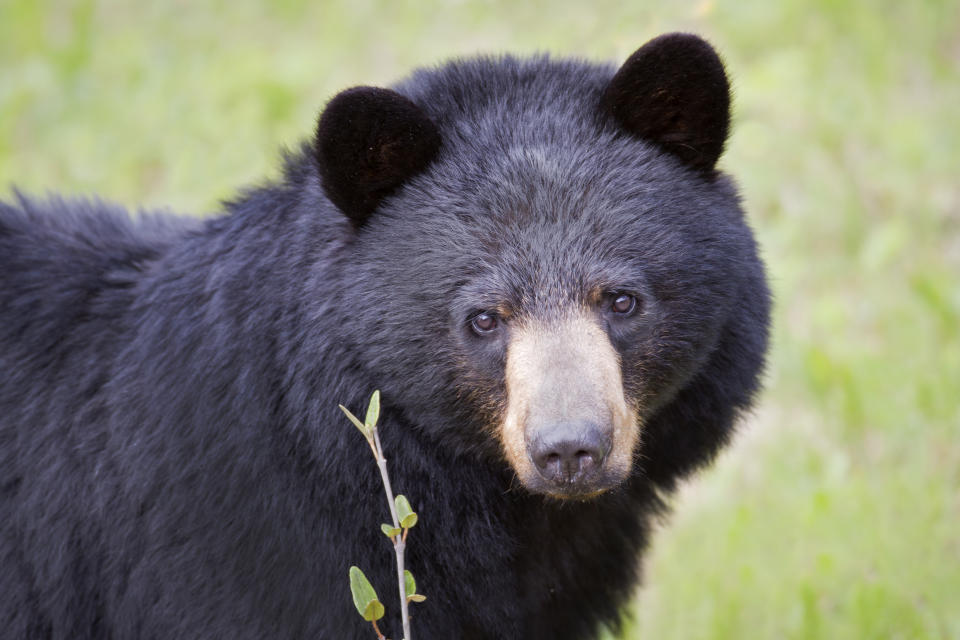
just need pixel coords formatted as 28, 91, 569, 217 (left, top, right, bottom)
602, 33, 731, 172
0, 34, 769, 640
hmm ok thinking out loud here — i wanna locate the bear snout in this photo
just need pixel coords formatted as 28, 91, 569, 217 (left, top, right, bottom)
500, 312, 640, 498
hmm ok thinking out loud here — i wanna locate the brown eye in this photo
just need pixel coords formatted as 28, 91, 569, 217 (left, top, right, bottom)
470, 312, 498, 334
611, 293, 637, 315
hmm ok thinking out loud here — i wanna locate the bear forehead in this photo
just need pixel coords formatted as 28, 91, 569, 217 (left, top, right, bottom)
374, 133, 718, 268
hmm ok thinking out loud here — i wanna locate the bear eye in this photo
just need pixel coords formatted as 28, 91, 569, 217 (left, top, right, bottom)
470, 311, 499, 335
609, 293, 638, 316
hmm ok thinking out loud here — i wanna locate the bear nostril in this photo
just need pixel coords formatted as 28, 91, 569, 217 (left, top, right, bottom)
575, 449, 598, 474
539, 452, 562, 479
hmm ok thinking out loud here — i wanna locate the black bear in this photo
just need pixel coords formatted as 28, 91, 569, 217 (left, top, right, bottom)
0, 33, 769, 639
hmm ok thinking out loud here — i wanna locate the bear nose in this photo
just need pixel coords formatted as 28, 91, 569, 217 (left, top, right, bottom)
529, 422, 611, 486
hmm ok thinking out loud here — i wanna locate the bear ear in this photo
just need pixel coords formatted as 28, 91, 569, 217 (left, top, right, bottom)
315, 86, 441, 228
601, 33, 731, 173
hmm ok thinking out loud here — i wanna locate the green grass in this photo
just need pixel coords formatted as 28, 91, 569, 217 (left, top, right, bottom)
2, 1, 958, 638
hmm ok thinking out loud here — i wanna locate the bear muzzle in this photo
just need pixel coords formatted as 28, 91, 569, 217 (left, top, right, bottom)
500, 312, 639, 499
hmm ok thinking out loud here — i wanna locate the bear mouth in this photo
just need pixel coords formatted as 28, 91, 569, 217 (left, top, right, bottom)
520, 463, 628, 500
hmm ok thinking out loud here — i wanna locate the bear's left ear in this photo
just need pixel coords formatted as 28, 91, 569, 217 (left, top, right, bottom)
315, 86, 441, 228
601, 33, 730, 173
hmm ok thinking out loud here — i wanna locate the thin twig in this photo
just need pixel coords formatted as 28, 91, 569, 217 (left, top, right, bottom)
372, 428, 412, 640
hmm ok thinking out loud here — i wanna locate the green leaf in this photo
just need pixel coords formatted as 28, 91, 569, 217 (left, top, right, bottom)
381, 523, 401, 538
404, 570, 426, 603
404, 570, 416, 597
363, 599, 385, 621
339, 404, 372, 440
395, 494, 418, 529
349, 566, 385, 621
364, 390, 380, 431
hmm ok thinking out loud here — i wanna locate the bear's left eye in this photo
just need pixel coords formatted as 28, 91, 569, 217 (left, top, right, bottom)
470, 312, 499, 335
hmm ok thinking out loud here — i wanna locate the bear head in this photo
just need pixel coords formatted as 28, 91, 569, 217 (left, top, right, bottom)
314, 33, 753, 499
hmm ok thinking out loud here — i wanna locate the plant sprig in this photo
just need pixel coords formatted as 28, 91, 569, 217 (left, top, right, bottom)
340, 391, 425, 640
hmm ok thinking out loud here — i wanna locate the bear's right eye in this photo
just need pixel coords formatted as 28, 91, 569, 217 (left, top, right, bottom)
470, 312, 499, 335
611, 293, 637, 315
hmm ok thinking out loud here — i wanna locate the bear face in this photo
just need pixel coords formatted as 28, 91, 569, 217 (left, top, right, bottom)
316, 34, 762, 499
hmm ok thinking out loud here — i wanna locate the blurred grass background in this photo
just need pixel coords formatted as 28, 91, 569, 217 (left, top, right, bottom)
1, 0, 958, 637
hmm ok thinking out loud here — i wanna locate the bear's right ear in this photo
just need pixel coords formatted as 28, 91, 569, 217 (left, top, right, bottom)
315, 86, 441, 228
601, 33, 731, 173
